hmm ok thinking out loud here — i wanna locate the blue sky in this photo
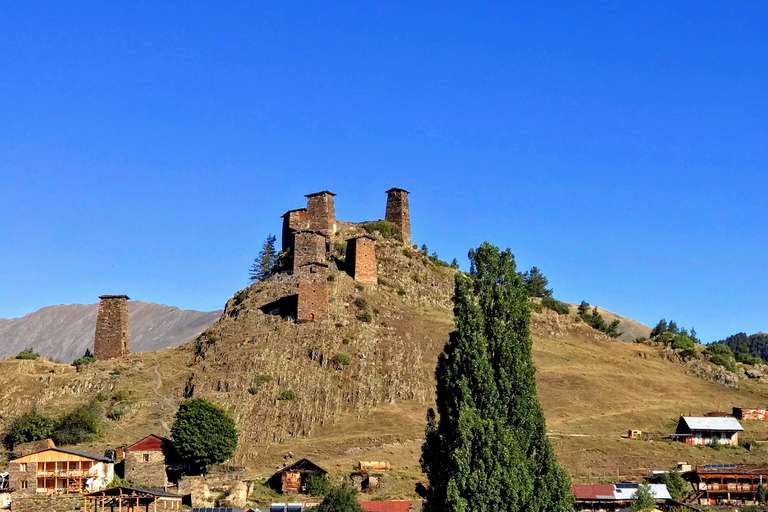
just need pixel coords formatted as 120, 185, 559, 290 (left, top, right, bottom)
1, 2, 766, 343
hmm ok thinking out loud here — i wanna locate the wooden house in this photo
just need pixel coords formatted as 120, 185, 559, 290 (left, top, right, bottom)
270, 458, 327, 494
693, 464, 768, 505
733, 407, 768, 421
8, 448, 114, 496
674, 417, 743, 445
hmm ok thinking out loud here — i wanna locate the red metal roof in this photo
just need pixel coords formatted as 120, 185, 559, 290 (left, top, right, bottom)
360, 501, 411, 512
126, 434, 170, 452
572, 484, 616, 500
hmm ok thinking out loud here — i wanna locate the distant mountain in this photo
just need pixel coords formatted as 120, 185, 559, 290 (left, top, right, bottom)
720, 332, 768, 362
0, 302, 222, 363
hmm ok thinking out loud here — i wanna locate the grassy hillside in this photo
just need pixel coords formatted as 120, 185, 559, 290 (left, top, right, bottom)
1, 226, 767, 503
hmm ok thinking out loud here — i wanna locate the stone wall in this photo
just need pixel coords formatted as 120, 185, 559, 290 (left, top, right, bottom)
11, 494, 82, 512
8, 462, 36, 497
13, 439, 55, 458
385, 188, 411, 246
94, 295, 130, 360
305, 191, 337, 237
124, 450, 168, 487
281, 208, 309, 252
293, 231, 327, 271
297, 264, 329, 323
346, 236, 377, 285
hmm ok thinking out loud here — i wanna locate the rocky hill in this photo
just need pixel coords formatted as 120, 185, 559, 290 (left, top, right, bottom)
0, 302, 222, 363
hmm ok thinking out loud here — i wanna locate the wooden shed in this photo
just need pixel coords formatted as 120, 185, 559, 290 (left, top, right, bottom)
271, 458, 327, 494
733, 407, 768, 420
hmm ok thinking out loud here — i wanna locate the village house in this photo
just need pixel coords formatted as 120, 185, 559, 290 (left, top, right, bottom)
692, 463, 768, 505
8, 447, 114, 496
733, 407, 768, 420
674, 417, 743, 445
572, 483, 674, 512
268, 458, 327, 494
124, 434, 185, 487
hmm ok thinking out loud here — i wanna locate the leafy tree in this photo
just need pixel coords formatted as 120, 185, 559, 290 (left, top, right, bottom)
630, 482, 657, 512
306, 474, 334, 496
705, 343, 736, 372
450, 258, 460, 270
3, 409, 56, 450
758, 483, 766, 504
420, 242, 572, 512
171, 398, 238, 470
316, 484, 365, 512
52, 401, 103, 446
522, 266, 553, 298
671, 334, 695, 351
249, 234, 277, 281
662, 467, 689, 501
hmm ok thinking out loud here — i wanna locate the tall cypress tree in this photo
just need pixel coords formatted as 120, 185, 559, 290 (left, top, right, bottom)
421, 242, 572, 512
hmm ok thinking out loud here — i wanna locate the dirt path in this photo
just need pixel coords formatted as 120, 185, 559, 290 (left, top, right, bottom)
152, 363, 176, 434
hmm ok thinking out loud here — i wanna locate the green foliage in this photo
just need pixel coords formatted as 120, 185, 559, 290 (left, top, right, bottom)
671, 334, 695, 351
522, 266, 553, 298
356, 311, 372, 323
705, 343, 736, 372
233, 290, 247, 306
541, 297, 569, 315
720, 332, 768, 363
52, 401, 103, 446
113, 390, 130, 402
377, 276, 388, 286
578, 302, 622, 339
529, 300, 543, 313
361, 221, 400, 240
72, 355, 97, 367
109, 370, 122, 376
171, 398, 239, 469
247, 386, 259, 395
420, 242, 572, 512
354, 297, 368, 310
306, 474, 334, 496
16, 348, 39, 360
316, 484, 365, 512
663, 467, 689, 501
630, 482, 657, 512
107, 405, 124, 421
333, 241, 348, 258
397, 288, 406, 296
249, 234, 277, 281
3, 409, 56, 450
278, 390, 297, 401
110, 476, 131, 487
758, 483, 766, 504
651, 318, 700, 343
450, 258, 459, 270
333, 353, 352, 366
95, 392, 110, 402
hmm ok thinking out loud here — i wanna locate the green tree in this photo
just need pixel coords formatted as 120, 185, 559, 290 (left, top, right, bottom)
630, 482, 657, 512
52, 401, 103, 446
420, 242, 572, 512
650, 319, 668, 338
249, 234, 277, 281
522, 266, 553, 298
16, 348, 39, 360
171, 398, 239, 471
315, 484, 365, 512
3, 409, 56, 450
577, 301, 591, 317
662, 467, 688, 501
758, 483, 766, 504
450, 258, 460, 270
306, 474, 334, 496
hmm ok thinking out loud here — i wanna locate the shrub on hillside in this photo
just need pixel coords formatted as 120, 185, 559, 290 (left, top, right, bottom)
113, 390, 130, 402
306, 474, 333, 496
3, 409, 56, 450
705, 343, 736, 372
278, 390, 297, 401
361, 221, 400, 240
354, 298, 368, 310
72, 355, 97, 367
333, 353, 351, 366
529, 300, 543, 313
171, 398, 238, 470
107, 405, 124, 421
16, 348, 39, 360
671, 334, 695, 351
316, 484, 365, 512
356, 311, 372, 323
52, 401, 103, 446
541, 297, 569, 315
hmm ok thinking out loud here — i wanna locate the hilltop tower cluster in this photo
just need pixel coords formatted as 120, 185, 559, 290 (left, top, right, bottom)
280, 188, 411, 323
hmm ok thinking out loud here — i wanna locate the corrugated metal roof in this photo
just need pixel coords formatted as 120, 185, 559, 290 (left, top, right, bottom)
613, 483, 672, 501
572, 484, 672, 501
681, 417, 744, 431
572, 484, 616, 500
360, 501, 411, 512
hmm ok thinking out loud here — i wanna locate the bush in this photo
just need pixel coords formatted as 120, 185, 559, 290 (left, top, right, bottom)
706, 343, 736, 372
247, 387, 259, 395
3, 409, 56, 450
113, 390, 130, 402
72, 356, 97, 367
306, 474, 333, 496
316, 484, 365, 512
52, 402, 103, 446
255, 374, 272, 386
709, 354, 736, 372
529, 300, 543, 313
333, 353, 351, 366
541, 297, 569, 315
354, 298, 368, 310
671, 334, 695, 351
356, 311, 372, 323
207, 335, 220, 345
109, 370, 122, 376
397, 288, 406, 296
110, 476, 131, 487
171, 398, 239, 470
361, 221, 400, 240
743, 356, 764, 366
107, 405, 124, 421
95, 392, 110, 402
16, 348, 39, 360
278, 390, 297, 401
333, 241, 347, 257
377, 277, 389, 286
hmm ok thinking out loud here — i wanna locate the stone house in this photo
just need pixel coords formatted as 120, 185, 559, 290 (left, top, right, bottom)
9, 447, 113, 496
124, 435, 180, 487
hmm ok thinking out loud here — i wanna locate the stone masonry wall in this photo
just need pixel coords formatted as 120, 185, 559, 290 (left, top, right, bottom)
94, 295, 130, 360
297, 263, 329, 323
293, 231, 327, 271
9, 462, 36, 497
124, 450, 168, 487
11, 494, 81, 512
385, 188, 411, 246
305, 191, 337, 237
281, 208, 309, 252
13, 439, 55, 458
347, 236, 377, 285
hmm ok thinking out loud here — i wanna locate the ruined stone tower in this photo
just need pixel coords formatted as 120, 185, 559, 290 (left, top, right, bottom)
385, 188, 411, 246
94, 295, 130, 360
346, 236, 377, 285
296, 263, 329, 322
293, 230, 327, 271
281, 208, 309, 252
305, 191, 337, 237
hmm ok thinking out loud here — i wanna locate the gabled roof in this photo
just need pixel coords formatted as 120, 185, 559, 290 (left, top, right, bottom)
679, 416, 743, 431
11, 447, 111, 464
360, 501, 411, 512
572, 484, 615, 500
85, 486, 181, 498
277, 458, 327, 474
613, 483, 672, 501
126, 434, 172, 452
572, 483, 672, 501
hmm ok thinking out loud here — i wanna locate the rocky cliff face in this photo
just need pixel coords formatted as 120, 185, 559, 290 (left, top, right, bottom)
0, 301, 222, 363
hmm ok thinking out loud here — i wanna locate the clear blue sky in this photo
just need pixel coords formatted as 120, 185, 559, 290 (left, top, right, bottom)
1, 2, 766, 343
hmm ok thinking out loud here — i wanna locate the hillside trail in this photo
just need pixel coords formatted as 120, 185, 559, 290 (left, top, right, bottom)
151, 363, 176, 434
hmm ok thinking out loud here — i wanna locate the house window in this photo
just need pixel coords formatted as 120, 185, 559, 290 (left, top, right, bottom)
20, 481, 27, 490
143, 454, 150, 462
19, 463, 27, 472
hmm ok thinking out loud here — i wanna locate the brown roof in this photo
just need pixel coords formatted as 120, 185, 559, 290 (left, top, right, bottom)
385, 188, 410, 194
99, 295, 130, 300
305, 191, 336, 197
572, 484, 616, 500
697, 464, 768, 475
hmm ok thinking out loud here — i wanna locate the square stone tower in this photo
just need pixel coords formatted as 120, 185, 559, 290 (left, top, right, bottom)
94, 295, 130, 359
346, 236, 377, 285
281, 208, 309, 252
305, 191, 337, 237
293, 230, 327, 271
296, 263, 329, 323
385, 188, 411, 246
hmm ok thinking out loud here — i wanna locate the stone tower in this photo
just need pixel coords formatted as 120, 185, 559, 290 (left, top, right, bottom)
293, 230, 327, 271
94, 295, 130, 360
346, 236, 377, 285
296, 263, 329, 323
305, 191, 337, 237
385, 188, 411, 246
281, 208, 309, 252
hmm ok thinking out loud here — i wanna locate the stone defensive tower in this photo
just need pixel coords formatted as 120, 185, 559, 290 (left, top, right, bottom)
281, 208, 309, 252
346, 236, 377, 285
293, 230, 327, 271
305, 191, 337, 237
385, 188, 411, 246
296, 263, 329, 322
94, 295, 131, 360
